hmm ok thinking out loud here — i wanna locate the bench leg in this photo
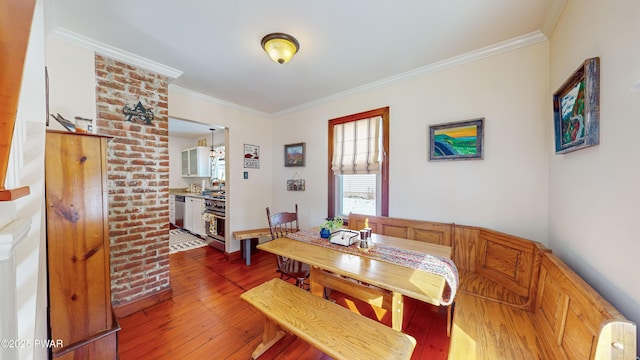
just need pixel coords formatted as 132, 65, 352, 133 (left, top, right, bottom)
251, 315, 285, 359
391, 291, 404, 331
446, 301, 455, 337
244, 239, 252, 266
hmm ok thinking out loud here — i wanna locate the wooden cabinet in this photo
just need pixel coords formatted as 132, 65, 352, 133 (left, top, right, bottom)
45, 130, 119, 359
181, 146, 211, 177
184, 196, 205, 236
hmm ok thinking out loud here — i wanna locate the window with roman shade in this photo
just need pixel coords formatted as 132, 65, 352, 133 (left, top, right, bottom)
331, 116, 381, 175
327, 107, 389, 219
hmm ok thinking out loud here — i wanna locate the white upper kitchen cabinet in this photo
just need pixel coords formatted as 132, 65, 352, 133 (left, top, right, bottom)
181, 146, 211, 177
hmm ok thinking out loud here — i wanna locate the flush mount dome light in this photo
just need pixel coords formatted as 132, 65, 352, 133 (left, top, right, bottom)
261, 32, 299, 64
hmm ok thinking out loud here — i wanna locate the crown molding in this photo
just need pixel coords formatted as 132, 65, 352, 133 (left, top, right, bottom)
169, 85, 270, 118
50, 27, 183, 80
50, 27, 547, 117
273, 31, 548, 117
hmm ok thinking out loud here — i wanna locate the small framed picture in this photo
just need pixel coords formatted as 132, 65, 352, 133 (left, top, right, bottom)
553, 57, 600, 154
287, 179, 305, 191
244, 144, 260, 169
429, 118, 484, 161
284, 142, 305, 167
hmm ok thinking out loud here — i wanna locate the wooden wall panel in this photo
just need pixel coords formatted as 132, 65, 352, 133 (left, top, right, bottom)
380, 224, 409, 239
451, 226, 479, 272
563, 307, 595, 359
533, 253, 634, 360
535, 268, 567, 344
475, 229, 538, 297
413, 228, 447, 245
348, 213, 452, 246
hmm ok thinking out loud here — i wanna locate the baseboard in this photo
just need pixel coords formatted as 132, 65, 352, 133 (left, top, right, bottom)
113, 287, 173, 318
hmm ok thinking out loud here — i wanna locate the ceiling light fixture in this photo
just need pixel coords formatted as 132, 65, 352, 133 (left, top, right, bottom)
261, 32, 299, 64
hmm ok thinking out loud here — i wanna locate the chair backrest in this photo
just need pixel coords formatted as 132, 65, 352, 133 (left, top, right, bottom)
266, 204, 300, 240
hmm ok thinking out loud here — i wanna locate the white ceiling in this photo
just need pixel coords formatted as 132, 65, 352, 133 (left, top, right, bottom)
168, 118, 224, 139
46, 0, 565, 117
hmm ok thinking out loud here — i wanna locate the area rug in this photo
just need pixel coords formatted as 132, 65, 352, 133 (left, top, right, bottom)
169, 229, 207, 254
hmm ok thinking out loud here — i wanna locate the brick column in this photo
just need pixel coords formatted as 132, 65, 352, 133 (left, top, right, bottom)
95, 54, 171, 309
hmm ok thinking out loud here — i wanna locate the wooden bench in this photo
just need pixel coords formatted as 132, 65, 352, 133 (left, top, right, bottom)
232, 227, 273, 265
347, 213, 637, 359
240, 278, 417, 360
449, 251, 636, 359
452, 225, 548, 310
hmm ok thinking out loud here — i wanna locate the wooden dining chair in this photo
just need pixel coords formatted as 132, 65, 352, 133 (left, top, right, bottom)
266, 204, 310, 289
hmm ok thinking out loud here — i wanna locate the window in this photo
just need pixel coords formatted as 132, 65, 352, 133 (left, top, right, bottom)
328, 107, 389, 219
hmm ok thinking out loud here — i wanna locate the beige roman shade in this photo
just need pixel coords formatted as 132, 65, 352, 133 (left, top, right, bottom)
331, 116, 381, 175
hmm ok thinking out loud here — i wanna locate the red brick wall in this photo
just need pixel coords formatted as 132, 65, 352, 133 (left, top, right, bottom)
94, 54, 170, 307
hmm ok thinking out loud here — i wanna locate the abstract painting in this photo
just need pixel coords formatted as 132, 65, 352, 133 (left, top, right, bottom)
429, 118, 484, 161
553, 57, 600, 154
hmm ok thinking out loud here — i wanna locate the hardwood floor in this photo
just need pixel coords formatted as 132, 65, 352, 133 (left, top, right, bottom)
118, 246, 450, 359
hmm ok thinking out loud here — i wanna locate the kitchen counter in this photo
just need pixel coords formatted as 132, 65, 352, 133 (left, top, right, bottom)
169, 188, 225, 200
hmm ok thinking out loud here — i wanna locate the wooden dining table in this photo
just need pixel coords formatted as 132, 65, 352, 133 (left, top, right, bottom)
257, 232, 453, 331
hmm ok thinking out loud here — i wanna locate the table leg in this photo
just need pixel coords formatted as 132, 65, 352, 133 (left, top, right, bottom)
244, 239, 252, 265
309, 267, 324, 298
391, 291, 404, 331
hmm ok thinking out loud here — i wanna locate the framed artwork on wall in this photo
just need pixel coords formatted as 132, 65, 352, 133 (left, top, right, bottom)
553, 57, 600, 154
287, 172, 305, 191
243, 144, 260, 169
428, 118, 484, 161
287, 179, 305, 191
284, 142, 305, 167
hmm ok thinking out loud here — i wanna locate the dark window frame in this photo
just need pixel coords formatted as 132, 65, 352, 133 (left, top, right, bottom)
327, 106, 389, 220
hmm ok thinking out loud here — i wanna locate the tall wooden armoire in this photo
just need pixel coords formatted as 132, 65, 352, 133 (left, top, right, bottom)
45, 130, 119, 359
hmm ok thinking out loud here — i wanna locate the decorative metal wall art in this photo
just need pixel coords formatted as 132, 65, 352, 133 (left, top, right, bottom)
123, 101, 154, 125
287, 173, 305, 191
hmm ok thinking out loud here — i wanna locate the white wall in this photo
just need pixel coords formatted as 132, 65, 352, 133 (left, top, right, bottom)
272, 42, 550, 242
46, 36, 97, 130
548, 0, 640, 349
169, 88, 273, 252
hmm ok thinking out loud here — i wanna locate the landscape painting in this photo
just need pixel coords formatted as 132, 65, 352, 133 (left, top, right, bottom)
429, 118, 484, 161
553, 57, 600, 154
284, 142, 305, 167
